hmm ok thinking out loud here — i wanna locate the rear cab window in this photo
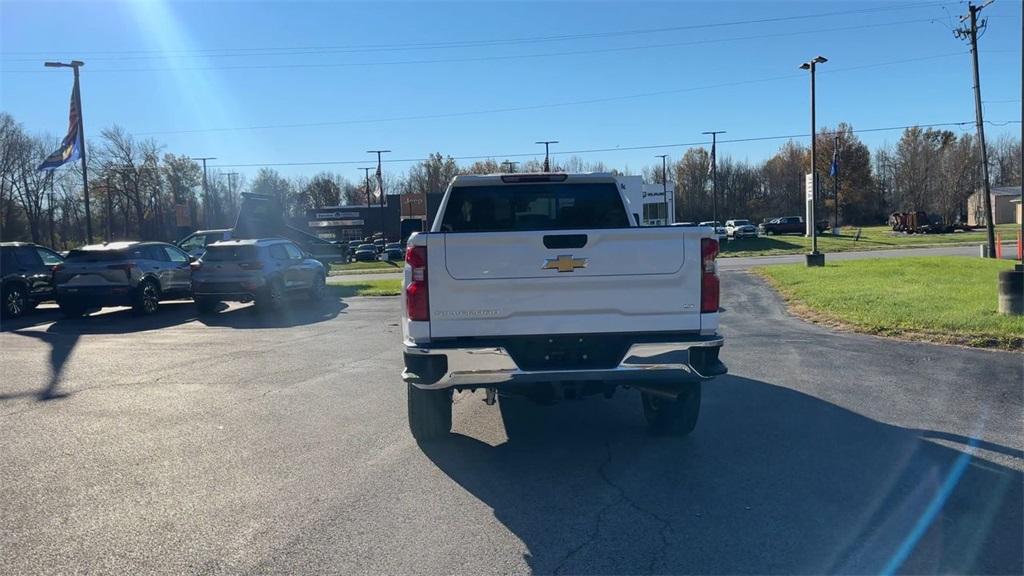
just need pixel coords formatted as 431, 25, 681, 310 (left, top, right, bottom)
440, 182, 631, 232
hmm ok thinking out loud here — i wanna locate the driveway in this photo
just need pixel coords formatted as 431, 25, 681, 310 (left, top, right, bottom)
0, 273, 1020, 574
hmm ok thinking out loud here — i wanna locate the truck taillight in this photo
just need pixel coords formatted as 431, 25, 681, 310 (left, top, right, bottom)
701, 238, 719, 313
405, 245, 429, 321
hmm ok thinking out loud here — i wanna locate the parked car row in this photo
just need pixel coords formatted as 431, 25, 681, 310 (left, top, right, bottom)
346, 238, 406, 262
0, 238, 326, 320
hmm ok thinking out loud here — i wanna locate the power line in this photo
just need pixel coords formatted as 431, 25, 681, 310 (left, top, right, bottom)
203, 120, 1020, 168
0, 18, 940, 70
2, 2, 951, 58
127, 52, 968, 137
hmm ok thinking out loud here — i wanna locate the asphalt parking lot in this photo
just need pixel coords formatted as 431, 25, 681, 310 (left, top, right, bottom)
1, 272, 1021, 575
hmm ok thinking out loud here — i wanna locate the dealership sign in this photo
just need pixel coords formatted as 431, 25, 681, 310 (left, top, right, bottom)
314, 211, 360, 219
309, 219, 365, 227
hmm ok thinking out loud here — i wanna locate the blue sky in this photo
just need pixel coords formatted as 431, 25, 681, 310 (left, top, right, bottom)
1, 0, 1021, 182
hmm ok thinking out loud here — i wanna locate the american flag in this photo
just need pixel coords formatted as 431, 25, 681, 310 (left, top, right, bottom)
38, 80, 82, 171
373, 161, 383, 199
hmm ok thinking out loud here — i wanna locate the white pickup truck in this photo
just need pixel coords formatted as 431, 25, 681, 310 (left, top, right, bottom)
401, 173, 727, 441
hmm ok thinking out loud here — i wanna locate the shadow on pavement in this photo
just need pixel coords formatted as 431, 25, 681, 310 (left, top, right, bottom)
1, 296, 349, 402
422, 376, 1022, 575
0, 329, 77, 402
1, 302, 200, 402
0, 305, 63, 332
196, 296, 347, 329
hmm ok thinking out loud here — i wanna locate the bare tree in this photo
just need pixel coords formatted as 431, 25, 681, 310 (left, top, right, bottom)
674, 147, 712, 221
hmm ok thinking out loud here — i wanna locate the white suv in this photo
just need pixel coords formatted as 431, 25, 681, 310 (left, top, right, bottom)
725, 219, 757, 239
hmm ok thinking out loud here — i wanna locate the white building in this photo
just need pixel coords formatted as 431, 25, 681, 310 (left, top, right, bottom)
617, 175, 675, 226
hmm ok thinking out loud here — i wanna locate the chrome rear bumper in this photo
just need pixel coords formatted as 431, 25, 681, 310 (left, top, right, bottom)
403, 336, 725, 390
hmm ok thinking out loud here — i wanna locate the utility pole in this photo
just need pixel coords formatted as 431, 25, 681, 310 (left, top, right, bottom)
536, 141, 558, 172
189, 157, 215, 228
225, 172, 239, 196
800, 56, 828, 267
44, 60, 91, 243
501, 160, 519, 173
656, 154, 670, 223
955, 1, 997, 258
702, 131, 725, 226
367, 150, 390, 238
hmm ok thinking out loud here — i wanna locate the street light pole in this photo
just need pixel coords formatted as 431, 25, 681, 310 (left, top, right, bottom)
44, 60, 92, 243
656, 154, 670, 223
800, 55, 828, 267
702, 131, 725, 226
536, 141, 558, 172
833, 135, 840, 230
48, 172, 56, 247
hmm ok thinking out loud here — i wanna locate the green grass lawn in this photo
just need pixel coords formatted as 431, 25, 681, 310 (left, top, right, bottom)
329, 260, 402, 275
327, 278, 402, 297
755, 256, 1024, 350
722, 224, 1020, 258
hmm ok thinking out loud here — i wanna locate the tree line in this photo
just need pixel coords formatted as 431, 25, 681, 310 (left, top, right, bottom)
1, 111, 1019, 247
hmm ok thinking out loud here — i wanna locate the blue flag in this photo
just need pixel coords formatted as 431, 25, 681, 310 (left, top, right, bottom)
37, 81, 81, 171
829, 146, 839, 178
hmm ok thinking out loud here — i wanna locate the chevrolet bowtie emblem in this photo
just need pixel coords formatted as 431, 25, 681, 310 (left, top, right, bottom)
543, 255, 588, 273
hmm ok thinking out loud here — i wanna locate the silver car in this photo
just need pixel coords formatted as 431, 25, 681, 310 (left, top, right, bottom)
191, 238, 326, 313
54, 241, 194, 317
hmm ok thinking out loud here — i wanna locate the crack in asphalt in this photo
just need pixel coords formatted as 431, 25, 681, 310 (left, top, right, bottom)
552, 439, 673, 575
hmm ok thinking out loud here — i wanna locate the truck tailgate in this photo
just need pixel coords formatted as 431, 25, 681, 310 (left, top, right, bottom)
428, 227, 703, 338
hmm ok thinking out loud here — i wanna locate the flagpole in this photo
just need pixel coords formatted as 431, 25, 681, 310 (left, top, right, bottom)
45, 60, 92, 244
702, 131, 725, 226
367, 150, 391, 239
72, 65, 93, 244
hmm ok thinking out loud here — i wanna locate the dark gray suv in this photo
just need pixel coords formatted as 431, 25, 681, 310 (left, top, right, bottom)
54, 241, 194, 317
191, 238, 326, 313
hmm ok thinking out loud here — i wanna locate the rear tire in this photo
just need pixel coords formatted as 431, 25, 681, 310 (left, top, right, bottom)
407, 383, 452, 442
256, 278, 285, 312
2, 283, 28, 319
308, 274, 326, 301
642, 383, 701, 437
195, 297, 220, 314
133, 279, 161, 315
